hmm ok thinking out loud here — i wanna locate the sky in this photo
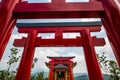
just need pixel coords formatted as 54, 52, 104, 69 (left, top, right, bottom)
27, 0, 89, 3
0, 0, 117, 75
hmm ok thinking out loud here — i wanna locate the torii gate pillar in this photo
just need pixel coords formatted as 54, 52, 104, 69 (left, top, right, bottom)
100, 0, 120, 67
15, 30, 37, 80
0, 0, 22, 60
82, 29, 104, 80
49, 58, 54, 80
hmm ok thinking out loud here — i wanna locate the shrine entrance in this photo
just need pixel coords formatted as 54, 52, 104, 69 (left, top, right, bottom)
57, 71, 65, 80
57, 71, 65, 79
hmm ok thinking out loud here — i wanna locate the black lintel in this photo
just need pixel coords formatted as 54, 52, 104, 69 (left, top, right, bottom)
47, 56, 75, 59
16, 21, 102, 27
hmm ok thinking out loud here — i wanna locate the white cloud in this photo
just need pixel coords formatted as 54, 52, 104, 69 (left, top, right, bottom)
95, 37, 116, 60
64, 52, 88, 73
63, 33, 80, 38
93, 27, 116, 61
32, 48, 88, 73
38, 33, 55, 39
32, 47, 63, 73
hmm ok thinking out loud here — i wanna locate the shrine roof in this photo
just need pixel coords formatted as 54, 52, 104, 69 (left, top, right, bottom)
54, 64, 68, 69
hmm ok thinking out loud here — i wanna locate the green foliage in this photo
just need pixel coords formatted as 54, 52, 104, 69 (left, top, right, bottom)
0, 47, 48, 80
30, 72, 48, 80
97, 52, 109, 73
74, 74, 110, 80
75, 75, 89, 80
0, 48, 20, 80
32, 58, 38, 69
97, 52, 120, 80
108, 60, 120, 80
7, 48, 20, 72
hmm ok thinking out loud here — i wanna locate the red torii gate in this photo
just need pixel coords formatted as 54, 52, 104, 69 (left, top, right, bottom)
0, 0, 120, 80
13, 25, 105, 80
0, 0, 120, 65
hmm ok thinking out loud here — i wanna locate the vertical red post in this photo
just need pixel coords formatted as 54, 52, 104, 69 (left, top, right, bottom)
100, 0, 120, 67
15, 30, 37, 80
0, 18, 16, 59
101, 18, 120, 67
69, 59, 74, 80
55, 29, 63, 39
0, 0, 22, 60
49, 58, 54, 80
81, 29, 104, 80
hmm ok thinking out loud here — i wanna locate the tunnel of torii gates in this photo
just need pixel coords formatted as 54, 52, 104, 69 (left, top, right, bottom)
0, 0, 120, 80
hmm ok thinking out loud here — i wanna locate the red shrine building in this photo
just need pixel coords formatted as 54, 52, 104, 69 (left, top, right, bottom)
46, 56, 76, 80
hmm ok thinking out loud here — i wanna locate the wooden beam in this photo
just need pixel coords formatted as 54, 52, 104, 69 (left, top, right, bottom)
13, 37, 106, 47
17, 26, 102, 33
13, 1, 104, 19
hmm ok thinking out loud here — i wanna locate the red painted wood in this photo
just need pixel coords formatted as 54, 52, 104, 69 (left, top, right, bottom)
0, 0, 21, 33
0, 0, 22, 60
54, 61, 69, 65
52, 0, 65, 3
100, 0, 120, 66
69, 59, 74, 80
49, 59, 54, 80
15, 30, 37, 80
0, 18, 16, 60
13, 37, 105, 47
1, 0, 120, 80
48, 57, 74, 80
13, 1, 104, 19
82, 29, 104, 80
55, 29, 63, 39
102, 18, 120, 67
17, 26, 102, 33
13, 27, 105, 47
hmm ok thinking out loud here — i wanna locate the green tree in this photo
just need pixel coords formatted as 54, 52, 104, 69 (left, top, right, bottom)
97, 52, 120, 80
0, 48, 20, 80
0, 47, 48, 80
108, 60, 120, 80
30, 74, 36, 80
30, 72, 48, 80
32, 58, 38, 69
7, 48, 20, 72
97, 52, 109, 74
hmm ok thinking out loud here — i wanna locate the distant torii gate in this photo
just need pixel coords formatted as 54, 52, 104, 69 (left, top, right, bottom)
0, 0, 120, 80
